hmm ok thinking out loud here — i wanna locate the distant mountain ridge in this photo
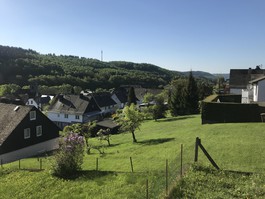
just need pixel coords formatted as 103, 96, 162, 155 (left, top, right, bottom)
0, 45, 217, 90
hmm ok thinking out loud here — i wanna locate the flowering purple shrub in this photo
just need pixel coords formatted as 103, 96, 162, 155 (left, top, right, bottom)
52, 132, 85, 177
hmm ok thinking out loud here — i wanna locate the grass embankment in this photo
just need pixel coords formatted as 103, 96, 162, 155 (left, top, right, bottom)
0, 115, 265, 198
169, 164, 265, 198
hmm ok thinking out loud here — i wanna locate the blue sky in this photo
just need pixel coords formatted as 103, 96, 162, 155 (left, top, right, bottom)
1, 0, 265, 73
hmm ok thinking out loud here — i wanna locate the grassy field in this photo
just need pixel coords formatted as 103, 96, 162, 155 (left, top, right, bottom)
0, 115, 265, 198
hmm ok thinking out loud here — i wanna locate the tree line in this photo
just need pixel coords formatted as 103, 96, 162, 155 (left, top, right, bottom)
0, 45, 183, 91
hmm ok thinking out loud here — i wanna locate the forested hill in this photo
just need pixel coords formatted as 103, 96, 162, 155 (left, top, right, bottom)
0, 45, 186, 90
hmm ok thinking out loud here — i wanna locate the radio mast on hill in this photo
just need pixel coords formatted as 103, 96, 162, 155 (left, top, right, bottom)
101, 50, 103, 61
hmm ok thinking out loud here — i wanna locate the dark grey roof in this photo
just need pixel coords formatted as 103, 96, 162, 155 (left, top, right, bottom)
0, 103, 32, 145
97, 118, 119, 129
48, 94, 100, 114
229, 68, 265, 89
112, 88, 128, 103
92, 92, 117, 107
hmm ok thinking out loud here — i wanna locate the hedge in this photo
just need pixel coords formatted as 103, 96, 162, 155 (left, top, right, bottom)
201, 102, 262, 124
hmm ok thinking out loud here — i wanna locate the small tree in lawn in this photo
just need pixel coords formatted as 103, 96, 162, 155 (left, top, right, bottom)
115, 104, 144, 143
97, 128, 111, 146
63, 122, 97, 148
52, 132, 85, 178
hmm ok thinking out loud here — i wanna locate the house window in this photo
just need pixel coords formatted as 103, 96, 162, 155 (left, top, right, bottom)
30, 100, 33, 104
36, 125, 42, 137
57, 114, 60, 117
30, 111, 36, 120
75, 115, 80, 120
64, 114, 68, 118
24, 128, 31, 139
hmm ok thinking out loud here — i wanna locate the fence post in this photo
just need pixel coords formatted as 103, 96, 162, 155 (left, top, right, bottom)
166, 159, 168, 196
1, 159, 3, 169
194, 137, 200, 162
198, 141, 220, 170
19, 159, 21, 169
96, 158, 99, 171
180, 144, 183, 177
40, 158, 42, 170
130, 157, 134, 173
146, 179, 149, 199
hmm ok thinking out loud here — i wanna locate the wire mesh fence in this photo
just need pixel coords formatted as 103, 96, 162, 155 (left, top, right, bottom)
0, 143, 196, 198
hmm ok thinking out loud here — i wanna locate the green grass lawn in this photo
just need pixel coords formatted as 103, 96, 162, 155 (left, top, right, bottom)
1, 115, 265, 198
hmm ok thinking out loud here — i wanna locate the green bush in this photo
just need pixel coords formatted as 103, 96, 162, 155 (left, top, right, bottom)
51, 132, 85, 178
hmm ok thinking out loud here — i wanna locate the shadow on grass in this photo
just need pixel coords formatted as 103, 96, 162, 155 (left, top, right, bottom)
224, 170, 253, 176
55, 170, 116, 180
137, 138, 175, 145
108, 143, 120, 147
157, 116, 195, 122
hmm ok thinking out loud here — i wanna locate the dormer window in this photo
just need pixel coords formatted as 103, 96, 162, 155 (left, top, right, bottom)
30, 111, 36, 120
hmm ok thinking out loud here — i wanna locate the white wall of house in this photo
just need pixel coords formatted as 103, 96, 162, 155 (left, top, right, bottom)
0, 138, 59, 164
100, 105, 119, 114
47, 112, 83, 124
254, 79, 265, 102
241, 89, 253, 103
253, 84, 258, 102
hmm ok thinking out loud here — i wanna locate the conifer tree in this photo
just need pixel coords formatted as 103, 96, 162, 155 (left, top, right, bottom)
127, 87, 137, 106
186, 71, 199, 114
169, 79, 187, 116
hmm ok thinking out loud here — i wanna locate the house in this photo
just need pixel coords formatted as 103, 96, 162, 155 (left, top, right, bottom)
134, 88, 163, 104
91, 92, 118, 116
111, 87, 128, 109
47, 94, 102, 129
243, 76, 265, 103
229, 66, 265, 94
0, 103, 60, 164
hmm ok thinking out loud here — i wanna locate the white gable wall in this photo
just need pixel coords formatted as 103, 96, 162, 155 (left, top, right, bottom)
26, 98, 39, 109
256, 79, 265, 102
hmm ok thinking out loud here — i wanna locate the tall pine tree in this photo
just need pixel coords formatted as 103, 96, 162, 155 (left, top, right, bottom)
186, 71, 199, 114
127, 87, 137, 106
169, 79, 187, 116
169, 72, 199, 116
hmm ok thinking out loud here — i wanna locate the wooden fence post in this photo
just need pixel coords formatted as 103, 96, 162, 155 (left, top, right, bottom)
19, 159, 21, 169
146, 179, 149, 199
96, 158, 99, 171
198, 141, 220, 170
166, 159, 168, 196
1, 159, 3, 169
194, 137, 200, 162
194, 137, 220, 170
180, 144, 183, 177
130, 157, 134, 173
40, 158, 42, 170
